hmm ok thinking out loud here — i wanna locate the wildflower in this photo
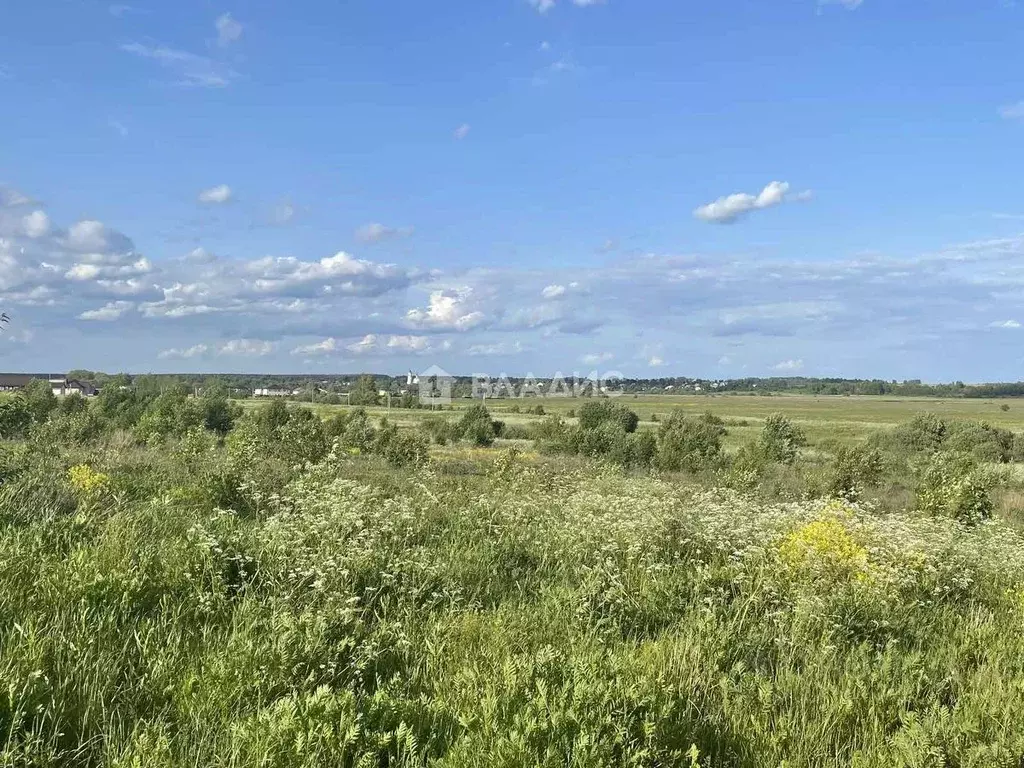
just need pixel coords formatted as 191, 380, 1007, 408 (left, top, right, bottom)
67, 464, 111, 501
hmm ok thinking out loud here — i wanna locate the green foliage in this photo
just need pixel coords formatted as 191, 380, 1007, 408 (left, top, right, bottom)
457, 404, 498, 447
819, 445, 885, 501
0, 396, 32, 439
372, 420, 429, 467
134, 387, 204, 444
348, 374, 381, 406
656, 411, 726, 472
578, 400, 640, 433
20, 379, 57, 423
758, 413, 806, 465
916, 452, 993, 525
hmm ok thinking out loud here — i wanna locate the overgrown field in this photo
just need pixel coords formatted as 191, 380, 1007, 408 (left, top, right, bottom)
4, 384, 1024, 765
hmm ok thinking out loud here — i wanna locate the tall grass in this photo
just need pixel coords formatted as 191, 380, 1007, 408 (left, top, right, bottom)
2, 442, 1024, 766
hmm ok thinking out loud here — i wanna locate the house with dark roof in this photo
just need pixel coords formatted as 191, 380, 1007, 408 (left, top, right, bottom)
0, 374, 99, 396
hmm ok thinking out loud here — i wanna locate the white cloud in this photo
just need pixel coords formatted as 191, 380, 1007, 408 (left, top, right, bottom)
991, 319, 1021, 329
694, 181, 811, 224
158, 344, 210, 360
215, 13, 243, 47
198, 184, 233, 204
467, 341, 524, 357
528, 0, 601, 11
121, 43, 238, 88
184, 247, 217, 263
454, 123, 471, 140
355, 222, 412, 243
406, 288, 486, 331
818, 0, 863, 8
718, 355, 732, 365
218, 338, 274, 356
0, 187, 33, 208
581, 351, 613, 364
773, 359, 805, 372
542, 284, 567, 300
647, 356, 665, 367
79, 301, 134, 321
109, 119, 129, 137
348, 334, 441, 355
63, 219, 133, 253
292, 338, 338, 357
1000, 102, 1024, 121
269, 201, 296, 226
22, 211, 49, 238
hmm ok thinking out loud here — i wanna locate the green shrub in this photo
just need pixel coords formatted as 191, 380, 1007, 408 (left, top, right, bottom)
758, 413, 806, 465
916, 452, 993, 525
372, 422, 429, 467
656, 411, 726, 472
578, 400, 639, 433
819, 445, 885, 501
458, 404, 498, 447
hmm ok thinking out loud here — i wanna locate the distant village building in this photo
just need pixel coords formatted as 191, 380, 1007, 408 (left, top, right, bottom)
253, 387, 299, 397
0, 374, 97, 396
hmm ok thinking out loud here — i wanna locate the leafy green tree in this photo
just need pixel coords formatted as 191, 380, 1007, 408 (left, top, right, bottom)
458, 404, 497, 446
656, 411, 726, 472
578, 400, 639, 433
349, 375, 380, 406
758, 413, 806, 465
201, 383, 241, 436
0, 397, 32, 439
22, 379, 57, 424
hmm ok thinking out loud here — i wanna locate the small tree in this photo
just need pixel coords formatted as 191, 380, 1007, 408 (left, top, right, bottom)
349, 375, 381, 406
22, 379, 57, 424
758, 413, 806, 465
656, 411, 726, 472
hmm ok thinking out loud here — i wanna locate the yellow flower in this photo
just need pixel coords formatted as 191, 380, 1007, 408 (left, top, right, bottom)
780, 516, 871, 583
67, 464, 111, 500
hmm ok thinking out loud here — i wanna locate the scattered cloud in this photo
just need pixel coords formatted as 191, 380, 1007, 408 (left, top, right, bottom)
991, 319, 1021, 329
219, 338, 275, 357
406, 288, 486, 331
269, 200, 296, 226
108, 4, 136, 17
818, 0, 863, 9
454, 123, 471, 140
215, 13, 243, 47
648, 356, 665, 367
292, 338, 338, 357
999, 101, 1024, 121
198, 184, 233, 204
467, 341, 525, 357
773, 359, 805, 372
527, 0, 602, 12
694, 181, 811, 224
79, 301, 135, 321
355, 222, 413, 243
22, 211, 50, 238
158, 344, 210, 360
121, 42, 239, 88
581, 351, 614, 365
542, 284, 567, 300
108, 118, 129, 137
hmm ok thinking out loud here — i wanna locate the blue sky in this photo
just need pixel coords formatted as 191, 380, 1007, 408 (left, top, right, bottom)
3, 0, 1024, 380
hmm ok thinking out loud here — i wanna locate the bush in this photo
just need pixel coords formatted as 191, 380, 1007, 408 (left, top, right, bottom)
656, 411, 726, 472
578, 401, 639, 433
0, 396, 32, 439
758, 413, 806, 465
372, 422, 429, 467
916, 452, 993, 525
457, 404, 498, 447
819, 445, 884, 501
